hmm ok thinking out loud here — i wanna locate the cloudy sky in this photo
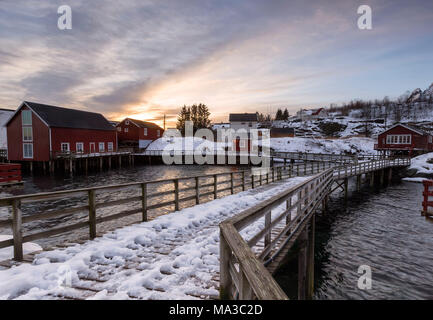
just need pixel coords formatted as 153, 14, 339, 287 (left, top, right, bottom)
1, 0, 433, 127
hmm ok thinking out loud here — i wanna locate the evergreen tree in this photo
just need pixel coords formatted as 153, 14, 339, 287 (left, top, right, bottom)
283, 108, 289, 120
275, 109, 283, 120
176, 103, 211, 135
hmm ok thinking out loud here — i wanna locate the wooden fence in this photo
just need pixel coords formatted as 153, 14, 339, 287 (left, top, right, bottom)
271, 151, 356, 163
0, 161, 335, 261
219, 169, 334, 300
0, 163, 22, 184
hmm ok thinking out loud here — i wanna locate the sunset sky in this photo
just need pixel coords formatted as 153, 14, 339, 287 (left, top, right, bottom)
1, 0, 433, 127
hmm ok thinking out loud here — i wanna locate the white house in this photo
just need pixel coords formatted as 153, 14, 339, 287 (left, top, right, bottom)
229, 113, 258, 152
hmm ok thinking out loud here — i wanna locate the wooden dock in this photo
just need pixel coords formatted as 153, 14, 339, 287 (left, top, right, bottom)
219, 156, 410, 300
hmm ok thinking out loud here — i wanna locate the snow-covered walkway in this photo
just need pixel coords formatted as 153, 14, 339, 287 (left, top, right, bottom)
0, 176, 307, 300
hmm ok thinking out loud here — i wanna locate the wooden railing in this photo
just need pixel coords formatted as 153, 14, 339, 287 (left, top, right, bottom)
0, 161, 334, 261
52, 151, 131, 159
334, 158, 411, 179
271, 151, 356, 163
219, 169, 334, 300
218, 156, 411, 300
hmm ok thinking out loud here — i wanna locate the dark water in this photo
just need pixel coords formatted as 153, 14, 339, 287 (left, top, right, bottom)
276, 180, 433, 299
0, 164, 241, 248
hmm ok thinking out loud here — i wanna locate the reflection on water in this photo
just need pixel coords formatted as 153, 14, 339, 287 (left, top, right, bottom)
0, 164, 242, 248
276, 180, 433, 299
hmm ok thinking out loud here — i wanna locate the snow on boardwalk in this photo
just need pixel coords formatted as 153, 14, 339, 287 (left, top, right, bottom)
0, 176, 308, 300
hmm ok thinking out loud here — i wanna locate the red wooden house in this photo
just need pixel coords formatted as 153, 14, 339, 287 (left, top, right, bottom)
116, 118, 163, 149
6, 101, 117, 162
374, 123, 433, 156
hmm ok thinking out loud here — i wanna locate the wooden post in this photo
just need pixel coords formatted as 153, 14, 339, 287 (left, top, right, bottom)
12, 199, 23, 261
99, 157, 103, 171
174, 179, 179, 211
108, 156, 112, 170
231, 172, 234, 194
219, 230, 232, 299
264, 211, 271, 249
388, 167, 392, 183
239, 271, 253, 300
356, 175, 361, 191
306, 215, 315, 300
242, 171, 246, 191
195, 177, 200, 204
88, 190, 96, 239
344, 178, 348, 201
370, 172, 375, 187
214, 175, 218, 199
141, 183, 147, 222
118, 155, 122, 168
252, 173, 255, 189
298, 228, 308, 300
380, 169, 384, 186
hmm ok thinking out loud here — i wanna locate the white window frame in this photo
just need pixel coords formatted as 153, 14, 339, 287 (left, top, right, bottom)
124, 128, 128, 133
143, 128, 148, 136
76, 142, 84, 153
107, 142, 114, 152
61, 142, 70, 152
239, 139, 246, 148
21, 110, 32, 125
99, 142, 105, 152
23, 143, 33, 159
125, 120, 130, 125
22, 127, 33, 141
386, 134, 411, 144
117, 127, 121, 132
429, 136, 432, 144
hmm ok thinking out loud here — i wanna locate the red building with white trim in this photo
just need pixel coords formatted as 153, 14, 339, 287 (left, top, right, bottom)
374, 123, 433, 156
116, 118, 163, 149
6, 101, 117, 162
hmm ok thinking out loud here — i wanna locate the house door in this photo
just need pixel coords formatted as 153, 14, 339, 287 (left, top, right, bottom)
90, 142, 95, 153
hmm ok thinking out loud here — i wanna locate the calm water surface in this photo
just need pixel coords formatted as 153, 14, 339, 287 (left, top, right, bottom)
276, 180, 433, 299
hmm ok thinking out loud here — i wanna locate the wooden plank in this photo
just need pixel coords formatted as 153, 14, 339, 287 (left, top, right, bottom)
174, 180, 179, 211
96, 208, 142, 224
95, 196, 141, 209
0, 238, 14, 249
88, 190, 96, 239
0, 218, 11, 228
147, 200, 176, 210
22, 221, 89, 243
22, 205, 89, 223
195, 177, 200, 204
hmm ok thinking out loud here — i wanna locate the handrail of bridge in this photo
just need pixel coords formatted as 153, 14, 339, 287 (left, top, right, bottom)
219, 156, 411, 300
219, 169, 334, 300
0, 161, 335, 261
271, 151, 357, 163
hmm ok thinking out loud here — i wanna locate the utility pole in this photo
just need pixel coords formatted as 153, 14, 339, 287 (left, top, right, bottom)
163, 114, 166, 130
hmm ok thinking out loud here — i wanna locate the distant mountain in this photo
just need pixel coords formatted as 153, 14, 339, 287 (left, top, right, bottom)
406, 83, 433, 103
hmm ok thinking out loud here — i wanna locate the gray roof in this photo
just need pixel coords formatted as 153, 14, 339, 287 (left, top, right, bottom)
16, 101, 115, 131
127, 118, 163, 130
229, 113, 258, 122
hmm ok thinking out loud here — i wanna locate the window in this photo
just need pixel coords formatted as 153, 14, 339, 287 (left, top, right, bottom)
99, 142, 105, 152
117, 127, 121, 132
76, 142, 84, 153
125, 120, 129, 125
143, 128, 148, 136
124, 128, 128, 133
386, 134, 411, 145
157, 130, 160, 137
22, 127, 32, 141
108, 142, 113, 152
248, 122, 252, 127
22, 110, 32, 125
23, 143, 33, 158
61, 143, 70, 152
239, 140, 246, 148
429, 136, 432, 144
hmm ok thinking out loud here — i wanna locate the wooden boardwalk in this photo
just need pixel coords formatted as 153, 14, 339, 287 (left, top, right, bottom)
0, 154, 411, 300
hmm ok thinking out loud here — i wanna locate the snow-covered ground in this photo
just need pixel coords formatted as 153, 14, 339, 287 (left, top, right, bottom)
145, 136, 227, 153
0, 235, 42, 261
270, 137, 375, 155
402, 152, 433, 182
0, 176, 307, 300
